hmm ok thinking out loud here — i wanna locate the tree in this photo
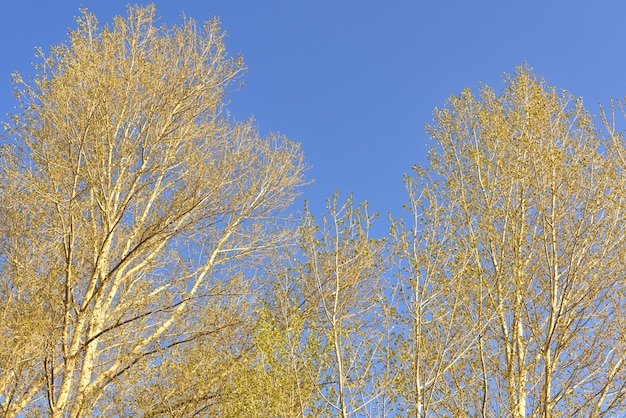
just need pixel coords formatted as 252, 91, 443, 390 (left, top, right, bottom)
392, 170, 491, 416
295, 195, 391, 417
242, 195, 392, 417
0, 5, 305, 417
400, 65, 626, 416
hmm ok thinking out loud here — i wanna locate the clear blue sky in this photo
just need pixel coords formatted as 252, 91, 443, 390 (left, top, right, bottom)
2, 1, 626, 233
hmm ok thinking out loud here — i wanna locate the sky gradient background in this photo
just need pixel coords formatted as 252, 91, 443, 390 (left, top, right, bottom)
2, 1, 626, 234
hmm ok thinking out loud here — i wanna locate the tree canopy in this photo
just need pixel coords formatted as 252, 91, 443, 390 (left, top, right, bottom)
1, 5, 625, 417
0, 5, 305, 417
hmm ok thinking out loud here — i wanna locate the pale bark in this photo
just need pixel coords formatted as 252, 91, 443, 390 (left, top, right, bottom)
0, 5, 305, 416
403, 65, 626, 416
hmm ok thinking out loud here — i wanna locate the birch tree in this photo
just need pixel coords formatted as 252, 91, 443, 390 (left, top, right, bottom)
0, 5, 305, 417
413, 65, 626, 416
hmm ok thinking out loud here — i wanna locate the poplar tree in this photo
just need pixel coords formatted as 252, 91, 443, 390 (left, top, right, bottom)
397, 65, 626, 416
0, 5, 305, 417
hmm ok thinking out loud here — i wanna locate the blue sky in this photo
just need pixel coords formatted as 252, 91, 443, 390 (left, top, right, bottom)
2, 1, 626, 233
